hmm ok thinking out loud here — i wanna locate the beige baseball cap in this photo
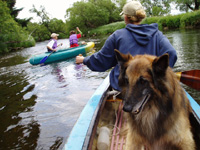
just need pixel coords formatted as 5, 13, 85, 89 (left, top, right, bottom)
120, 1, 143, 16
51, 33, 59, 38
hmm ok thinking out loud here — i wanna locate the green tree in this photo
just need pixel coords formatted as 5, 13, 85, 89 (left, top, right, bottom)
29, 5, 50, 26
90, 0, 122, 23
0, 0, 35, 54
66, 1, 110, 31
174, 0, 200, 12
66, 0, 122, 32
140, 0, 171, 16
2, 0, 32, 27
27, 22, 49, 41
48, 18, 69, 38
29, 5, 68, 41
115, 0, 127, 10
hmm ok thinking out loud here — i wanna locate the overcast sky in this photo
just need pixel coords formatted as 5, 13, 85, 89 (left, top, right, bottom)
15, 0, 182, 23
15, 0, 81, 22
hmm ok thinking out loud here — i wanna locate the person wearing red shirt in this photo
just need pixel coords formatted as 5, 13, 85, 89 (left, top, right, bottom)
69, 27, 82, 48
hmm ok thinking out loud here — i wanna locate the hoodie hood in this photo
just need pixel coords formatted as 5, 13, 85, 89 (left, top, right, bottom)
126, 23, 158, 45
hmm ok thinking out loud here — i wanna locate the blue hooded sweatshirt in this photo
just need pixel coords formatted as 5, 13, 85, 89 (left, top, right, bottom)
83, 23, 177, 91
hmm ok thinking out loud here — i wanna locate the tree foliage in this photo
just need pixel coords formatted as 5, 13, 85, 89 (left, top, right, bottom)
26, 18, 69, 42
28, 6, 68, 41
1, 0, 200, 54
2, 0, 32, 27
174, 0, 200, 12
0, 0, 35, 54
140, 0, 171, 16
66, 0, 122, 32
29, 5, 50, 28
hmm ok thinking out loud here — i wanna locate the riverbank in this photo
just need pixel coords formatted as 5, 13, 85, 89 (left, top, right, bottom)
1, 9, 200, 55
88, 10, 200, 36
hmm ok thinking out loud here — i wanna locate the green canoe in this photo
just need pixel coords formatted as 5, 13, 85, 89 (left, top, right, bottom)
29, 42, 95, 65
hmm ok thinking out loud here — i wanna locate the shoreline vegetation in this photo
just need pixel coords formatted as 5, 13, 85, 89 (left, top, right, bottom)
1, 9, 200, 55
0, 1, 35, 54
88, 10, 200, 36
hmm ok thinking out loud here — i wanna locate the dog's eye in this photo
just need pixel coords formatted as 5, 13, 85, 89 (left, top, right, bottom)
139, 76, 146, 84
124, 75, 129, 85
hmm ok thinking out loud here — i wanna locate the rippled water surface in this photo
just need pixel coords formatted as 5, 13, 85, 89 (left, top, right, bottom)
0, 29, 199, 149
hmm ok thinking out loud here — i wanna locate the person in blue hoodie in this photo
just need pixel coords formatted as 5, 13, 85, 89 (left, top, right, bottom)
76, 1, 177, 91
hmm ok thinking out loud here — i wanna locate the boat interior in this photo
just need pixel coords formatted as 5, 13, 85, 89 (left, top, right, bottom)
84, 87, 200, 150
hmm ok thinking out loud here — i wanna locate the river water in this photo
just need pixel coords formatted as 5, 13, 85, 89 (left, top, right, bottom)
0, 29, 200, 149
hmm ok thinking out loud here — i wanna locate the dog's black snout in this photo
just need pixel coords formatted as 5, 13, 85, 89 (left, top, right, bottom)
123, 104, 132, 112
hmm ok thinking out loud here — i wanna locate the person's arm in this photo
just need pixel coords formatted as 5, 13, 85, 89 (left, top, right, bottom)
76, 27, 82, 34
76, 27, 82, 38
47, 46, 56, 51
77, 34, 117, 72
158, 33, 177, 68
57, 43, 63, 47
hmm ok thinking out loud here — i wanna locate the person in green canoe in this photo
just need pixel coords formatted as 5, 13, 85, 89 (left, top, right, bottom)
47, 33, 63, 52
69, 27, 85, 48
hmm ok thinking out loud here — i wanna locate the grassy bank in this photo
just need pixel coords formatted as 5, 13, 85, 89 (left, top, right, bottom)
88, 10, 200, 36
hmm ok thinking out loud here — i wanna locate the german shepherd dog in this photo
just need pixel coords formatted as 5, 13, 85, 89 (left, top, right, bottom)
115, 50, 195, 150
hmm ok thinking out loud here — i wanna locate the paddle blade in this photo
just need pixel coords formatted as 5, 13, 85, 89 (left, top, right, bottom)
176, 70, 200, 91
40, 56, 48, 64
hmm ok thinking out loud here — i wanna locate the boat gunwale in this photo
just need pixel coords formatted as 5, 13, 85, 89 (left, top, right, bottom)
82, 85, 110, 150
186, 91, 200, 124
63, 76, 110, 150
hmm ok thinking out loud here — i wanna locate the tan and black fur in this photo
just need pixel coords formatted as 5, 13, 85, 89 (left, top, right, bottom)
115, 50, 195, 150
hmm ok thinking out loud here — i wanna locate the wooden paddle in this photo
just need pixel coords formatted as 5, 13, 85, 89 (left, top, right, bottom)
176, 70, 200, 91
39, 51, 54, 65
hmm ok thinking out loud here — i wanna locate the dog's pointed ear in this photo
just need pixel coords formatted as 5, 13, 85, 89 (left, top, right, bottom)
114, 49, 131, 64
115, 49, 132, 87
152, 53, 169, 77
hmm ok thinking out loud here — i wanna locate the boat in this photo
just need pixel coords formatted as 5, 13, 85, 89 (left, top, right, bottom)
63, 75, 200, 150
29, 42, 95, 65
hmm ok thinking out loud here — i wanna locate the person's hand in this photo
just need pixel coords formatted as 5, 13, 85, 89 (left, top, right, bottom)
76, 55, 84, 64
58, 43, 63, 47
81, 41, 86, 45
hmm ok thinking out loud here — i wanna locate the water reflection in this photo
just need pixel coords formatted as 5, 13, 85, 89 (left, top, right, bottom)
51, 64, 66, 84
74, 63, 87, 79
164, 29, 200, 103
0, 68, 38, 149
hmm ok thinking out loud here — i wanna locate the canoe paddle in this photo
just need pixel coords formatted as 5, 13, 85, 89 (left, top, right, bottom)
176, 70, 200, 91
39, 51, 54, 65
39, 44, 65, 65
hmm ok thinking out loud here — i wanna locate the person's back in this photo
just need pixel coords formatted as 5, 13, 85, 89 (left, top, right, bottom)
69, 33, 79, 47
106, 23, 177, 90
76, 1, 177, 91
69, 27, 82, 48
111, 23, 176, 67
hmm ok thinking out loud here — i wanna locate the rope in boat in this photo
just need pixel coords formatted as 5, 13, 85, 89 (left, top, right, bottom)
110, 102, 126, 150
